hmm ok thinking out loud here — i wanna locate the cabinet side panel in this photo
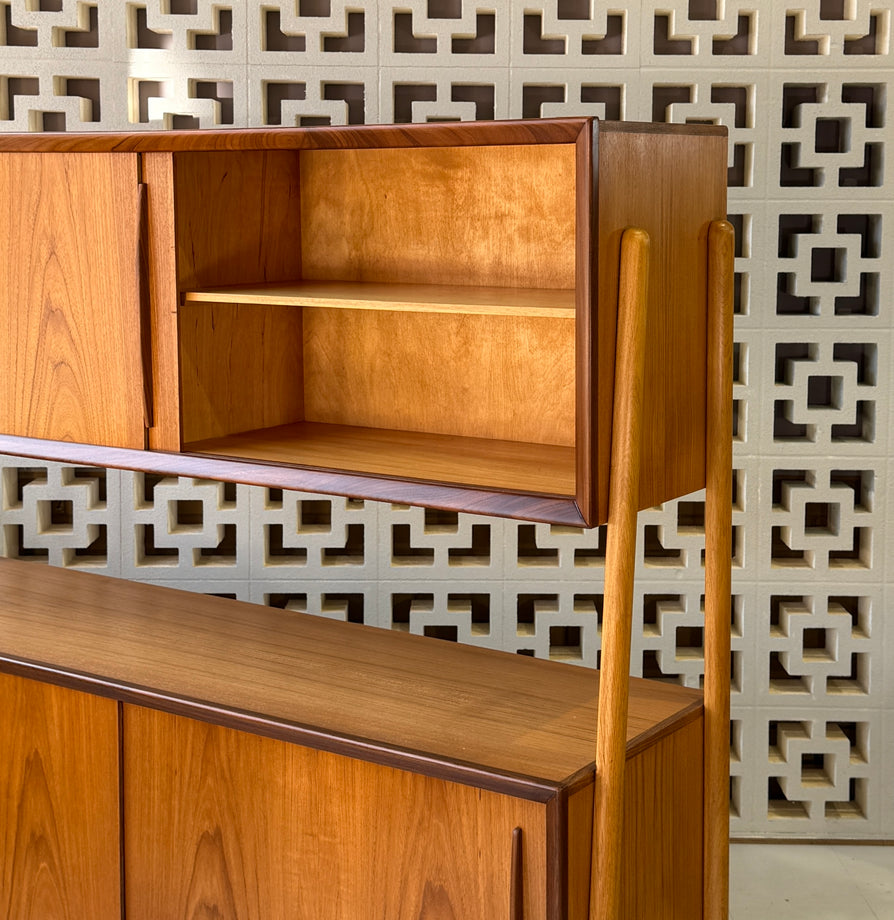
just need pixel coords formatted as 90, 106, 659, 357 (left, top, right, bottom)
304, 308, 575, 446
300, 145, 575, 290
622, 715, 704, 920
0, 672, 121, 920
0, 152, 145, 448
566, 716, 704, 919
179, 302, 304, 443
597, 130, 727, 509
124, 706, 548, 920
173, 150, 302, 290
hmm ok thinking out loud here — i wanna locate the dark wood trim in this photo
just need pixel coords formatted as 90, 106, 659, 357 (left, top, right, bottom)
624, 699, 704, 758
574, 118, 598, 528
116, 701, 127, 920
0, 434, 590, 526
547, 792, 567, 920
0, 656, 564, 805
600, 121, 728, 138
510, 827, 524, 920
0, 118, 590, 154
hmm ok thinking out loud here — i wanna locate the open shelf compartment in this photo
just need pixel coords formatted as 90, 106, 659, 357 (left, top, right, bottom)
173, 138, 583, 499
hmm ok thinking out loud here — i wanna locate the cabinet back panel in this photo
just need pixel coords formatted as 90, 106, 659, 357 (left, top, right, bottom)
173, 150, 302, 291
299, 144, 576, 289
303, 308, 575, 446
0, 152, 145, 448
179, 302, 304, 443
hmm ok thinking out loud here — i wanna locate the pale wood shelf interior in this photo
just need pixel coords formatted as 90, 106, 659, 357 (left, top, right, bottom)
183, 421, 577, 496
175, 142, 579, 496
182, 281, 576, 318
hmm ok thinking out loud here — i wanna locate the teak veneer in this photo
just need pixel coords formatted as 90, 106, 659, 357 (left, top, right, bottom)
0, 558, 702, 920
0, 118, 733, 920
0, 117, 727, 528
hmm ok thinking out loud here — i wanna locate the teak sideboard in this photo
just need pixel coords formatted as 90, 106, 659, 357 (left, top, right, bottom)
0, 118, 733, 920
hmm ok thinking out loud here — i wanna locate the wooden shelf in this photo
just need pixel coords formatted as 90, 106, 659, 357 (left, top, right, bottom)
183, 280, 576, 318
184, 421, 576, 496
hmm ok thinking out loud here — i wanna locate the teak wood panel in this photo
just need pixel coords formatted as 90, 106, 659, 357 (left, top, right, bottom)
124, 706, 548, 920
185, 422, 577, 495
179, 301, 305, 443
0, 559, 701, 794
172, 150, 303, 291
0, 152, 145, 449
0, 673, 121, 920
565, 716, 704, 920
303, 308, 575, 445
143, 152, 182, 452
0, 119, 590, 155
299, 144, 576, 289
595, 126, 728, 512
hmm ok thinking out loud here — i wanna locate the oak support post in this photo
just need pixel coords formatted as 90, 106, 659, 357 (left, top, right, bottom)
704, 219, 735, 920
589, 227, 650, 920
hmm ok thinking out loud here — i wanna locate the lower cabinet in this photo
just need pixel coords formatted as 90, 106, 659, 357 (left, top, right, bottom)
0, 672, 121, 920
1, 671, 705, 920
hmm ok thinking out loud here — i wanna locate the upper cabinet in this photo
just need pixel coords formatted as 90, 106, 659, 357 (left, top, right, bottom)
0, 119, 727, 527
0, 152, 146, 449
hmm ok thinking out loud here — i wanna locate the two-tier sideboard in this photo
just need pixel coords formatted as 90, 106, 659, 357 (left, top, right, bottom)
0, 117, 732, 919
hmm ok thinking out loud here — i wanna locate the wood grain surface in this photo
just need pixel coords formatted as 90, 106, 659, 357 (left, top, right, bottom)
184, 420, 576, 496
299, 144, 576, 289
0, 152, 145, 448
179, 301, 304, 443
302, 309, 575, 446
124, 706, 547, 920
704, 220, 735, 920
0, 118, 593, 153
142, 152, 182, 452
173, 149, 303, 291
595, 122, 728, 514
0, 559, 701, 798
590, 228, 650, 920
567, 715, 704, 920
620, 716, 704, 920
0, 431, 591, 525
0, 672, 121, 920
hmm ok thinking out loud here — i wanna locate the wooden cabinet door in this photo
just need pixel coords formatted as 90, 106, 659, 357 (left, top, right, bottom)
124, 706, 547, 920
0, 672, 121, 920
0, 152, 145, 448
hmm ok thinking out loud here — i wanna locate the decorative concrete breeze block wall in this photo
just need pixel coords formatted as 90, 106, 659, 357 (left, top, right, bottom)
0, 0, 891, 840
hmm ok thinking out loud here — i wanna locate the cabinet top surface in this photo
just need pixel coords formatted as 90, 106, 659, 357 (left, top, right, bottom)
0, 558, 700, 799
0, 117, 725, 154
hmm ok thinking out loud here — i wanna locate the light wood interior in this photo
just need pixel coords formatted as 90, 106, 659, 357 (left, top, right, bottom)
299, 144, 575, 288
175, 143, 577, 495
182, 280, 576, 317
185, 422, 576, 496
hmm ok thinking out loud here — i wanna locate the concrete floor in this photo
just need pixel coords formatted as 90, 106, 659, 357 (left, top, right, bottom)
730, 844, 894, 920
